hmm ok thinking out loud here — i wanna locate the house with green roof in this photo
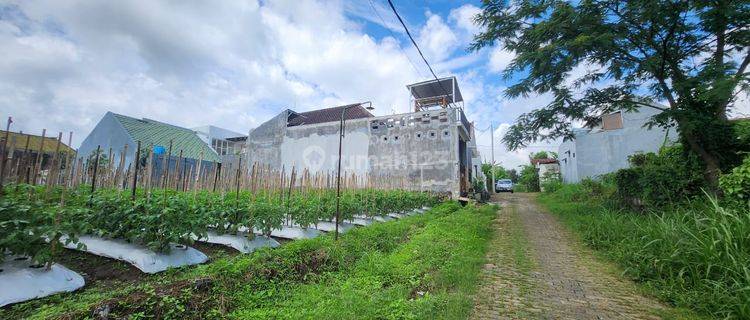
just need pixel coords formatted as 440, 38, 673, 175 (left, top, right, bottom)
79, 112, 223, 169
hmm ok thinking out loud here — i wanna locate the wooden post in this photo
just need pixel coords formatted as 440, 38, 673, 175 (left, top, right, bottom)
132, 141, 141, 200
19, 134, 31, 184
162, 140, 172, 189
89, 145, 101, 204
0, 117, 11, 193
31, 129, 47, 186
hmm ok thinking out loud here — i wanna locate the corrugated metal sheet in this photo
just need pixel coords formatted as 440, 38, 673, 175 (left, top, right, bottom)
111, 114, 220, 162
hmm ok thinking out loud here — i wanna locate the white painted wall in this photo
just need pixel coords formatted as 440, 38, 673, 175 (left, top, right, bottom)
279, 127, 371, 174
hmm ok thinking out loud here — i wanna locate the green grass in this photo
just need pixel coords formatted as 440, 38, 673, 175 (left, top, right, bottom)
538, 185, 750, 319
1, 202, 497, 320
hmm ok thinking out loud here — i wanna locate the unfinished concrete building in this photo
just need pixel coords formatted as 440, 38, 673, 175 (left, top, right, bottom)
245, 77, 478, 197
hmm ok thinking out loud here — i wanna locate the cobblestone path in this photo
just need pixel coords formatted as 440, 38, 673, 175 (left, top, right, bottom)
471, 193, 675, 320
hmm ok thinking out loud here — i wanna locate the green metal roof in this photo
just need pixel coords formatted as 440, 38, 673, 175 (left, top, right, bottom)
112, 113, 220, 162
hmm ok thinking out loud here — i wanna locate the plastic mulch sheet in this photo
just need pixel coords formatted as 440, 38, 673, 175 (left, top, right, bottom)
199, 231, 280, 253
388, 212, 407, 219
347, 217, 374, 226
0, 255, 84, 307
371, 215, 394, 222
303, 221, 356, 233
247, 226, 323, 240
60, 235, 208, 274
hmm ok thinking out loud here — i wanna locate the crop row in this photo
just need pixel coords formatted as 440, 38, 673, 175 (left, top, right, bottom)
0, 184, 441, 264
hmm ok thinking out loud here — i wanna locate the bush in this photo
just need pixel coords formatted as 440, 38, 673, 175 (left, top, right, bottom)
612, 145, 705, 208
517, 165, 540, 192
720, 154, 750, 208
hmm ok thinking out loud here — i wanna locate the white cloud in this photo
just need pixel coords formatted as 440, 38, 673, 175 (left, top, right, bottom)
449, 4, 481, 37
0, 0, 422, 146
417, 12, 458, 62
488, 47, 515, 73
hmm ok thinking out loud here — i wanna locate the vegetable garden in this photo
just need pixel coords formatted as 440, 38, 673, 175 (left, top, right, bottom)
0, 133, 443, 307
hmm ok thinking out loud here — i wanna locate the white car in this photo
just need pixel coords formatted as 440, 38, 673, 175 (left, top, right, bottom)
495, 179, 514, 193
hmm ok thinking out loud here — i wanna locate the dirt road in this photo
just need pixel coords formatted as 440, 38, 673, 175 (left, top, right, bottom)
471, 193, 677, 319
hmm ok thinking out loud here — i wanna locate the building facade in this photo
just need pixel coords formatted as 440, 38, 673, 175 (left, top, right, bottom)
558, 107, 676, 183
244, 78, 478, 197
79, 112, 221, 168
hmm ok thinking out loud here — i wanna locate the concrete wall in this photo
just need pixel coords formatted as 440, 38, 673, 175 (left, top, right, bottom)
245, 108, 465, 196
245, 110, 290, 168
78, 112, 136, 165
558, 108, 676, 183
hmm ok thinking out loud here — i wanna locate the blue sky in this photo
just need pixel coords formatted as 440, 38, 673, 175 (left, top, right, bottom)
16, 0, 745, 169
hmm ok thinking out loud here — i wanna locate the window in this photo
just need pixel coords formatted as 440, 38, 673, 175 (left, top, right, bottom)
394, 135, 399, 141
383, 136, 388, 141
602, 112, 623, 130
573, 153, 575, 158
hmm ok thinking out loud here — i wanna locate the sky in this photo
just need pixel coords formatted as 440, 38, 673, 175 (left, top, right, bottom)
1, 0, 748, 170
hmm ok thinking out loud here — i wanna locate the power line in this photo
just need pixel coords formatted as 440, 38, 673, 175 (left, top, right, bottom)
385, 0, 455, 108
367, 0, 426, 79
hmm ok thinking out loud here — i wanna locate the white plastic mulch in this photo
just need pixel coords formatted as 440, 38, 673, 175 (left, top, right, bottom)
199, 231, 280, 253
347, 217, 374, 226
0, 255, 84, 307
60, 235, 208, 274
302, 221, 356, 233
247, 226, 323, 240
388, 212, 407, 219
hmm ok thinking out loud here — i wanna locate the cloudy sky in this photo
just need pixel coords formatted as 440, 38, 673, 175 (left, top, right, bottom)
1, 0, 747, 170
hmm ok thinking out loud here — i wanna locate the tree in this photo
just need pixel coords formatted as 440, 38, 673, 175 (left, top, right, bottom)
471, 0, 750, 188
530, 151, 558, 159
518, 164, 540, 192
481, 163, 509, 188
507, 168, 519, 182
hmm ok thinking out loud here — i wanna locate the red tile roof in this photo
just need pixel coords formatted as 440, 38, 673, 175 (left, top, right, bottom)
531, 158, 558, 165
287, 103, 374, 127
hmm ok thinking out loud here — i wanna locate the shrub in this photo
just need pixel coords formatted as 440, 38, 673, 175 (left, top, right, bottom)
720, 154, 750, 208
612, 145, 706, 208
517, 165, 540, 192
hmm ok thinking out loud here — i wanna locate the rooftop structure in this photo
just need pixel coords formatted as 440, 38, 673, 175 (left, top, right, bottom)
79, 112, 221, 167
0, 131, 75, 155
407, 76, 463, 111
287, 103, 374, 127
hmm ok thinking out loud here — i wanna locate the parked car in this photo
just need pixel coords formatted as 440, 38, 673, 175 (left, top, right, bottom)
495, 179, 514, 193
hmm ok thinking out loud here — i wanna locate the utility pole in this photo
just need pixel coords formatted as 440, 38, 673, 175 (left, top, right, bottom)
490, 122, 495, 194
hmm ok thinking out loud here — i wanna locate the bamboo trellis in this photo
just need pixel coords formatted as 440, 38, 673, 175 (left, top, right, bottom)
0, 127, 413, 198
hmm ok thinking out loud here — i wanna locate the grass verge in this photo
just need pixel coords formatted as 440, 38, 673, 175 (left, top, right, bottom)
1, 202, 497, 320
538, 185, 750, 319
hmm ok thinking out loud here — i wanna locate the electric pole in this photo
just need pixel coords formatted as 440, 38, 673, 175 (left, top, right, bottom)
490, 122, 495, 194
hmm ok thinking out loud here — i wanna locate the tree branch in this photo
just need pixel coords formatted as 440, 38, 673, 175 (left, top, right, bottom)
736, 51, 750, 79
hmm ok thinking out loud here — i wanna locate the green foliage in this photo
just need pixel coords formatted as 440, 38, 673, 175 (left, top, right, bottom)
481, 163, 508, 188
0, 184, 440, 259
2, 202, 490, 319
612, 146, 706, 208
720, 154, 750, 207
471, 0, 750, 185
515, 165, 539, 192
530, 151, 556, 160
540, 185, 750, 319
471, 177, 485, 192
540, 171, 562, 194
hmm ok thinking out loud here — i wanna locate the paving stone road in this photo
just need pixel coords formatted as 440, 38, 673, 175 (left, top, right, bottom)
471, 193, 676, 320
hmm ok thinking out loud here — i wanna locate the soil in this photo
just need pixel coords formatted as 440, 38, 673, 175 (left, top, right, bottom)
471, 193, 677, 320
190, 241, 239, 260
54, 248, 143, 284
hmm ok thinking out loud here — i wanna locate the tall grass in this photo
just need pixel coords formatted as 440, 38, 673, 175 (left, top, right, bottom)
539, 185, 750, 319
